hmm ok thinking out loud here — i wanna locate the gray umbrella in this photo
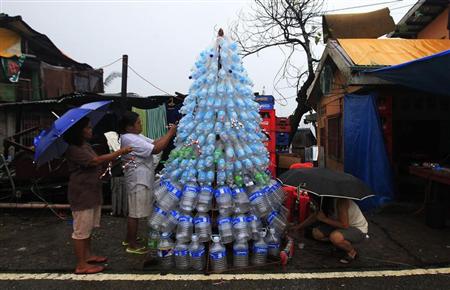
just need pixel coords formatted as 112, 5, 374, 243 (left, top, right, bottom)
279, 168, 374, 200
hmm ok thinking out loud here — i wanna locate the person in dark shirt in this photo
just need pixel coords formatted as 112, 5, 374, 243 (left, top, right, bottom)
64, 117, 132, 274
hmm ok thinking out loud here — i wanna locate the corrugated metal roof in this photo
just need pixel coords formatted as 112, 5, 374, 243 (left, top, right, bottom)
338, 38, 450, 66
389, 0, 449, 38
0, 14, 92, 69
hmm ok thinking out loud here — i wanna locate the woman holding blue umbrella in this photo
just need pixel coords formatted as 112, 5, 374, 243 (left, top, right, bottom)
64, 117, 132, 274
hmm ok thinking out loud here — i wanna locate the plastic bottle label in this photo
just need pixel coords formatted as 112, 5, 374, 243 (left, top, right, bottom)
200, 186, 213, 193
170, 210, 180, 219
246, 215, 258, 222
158, 249, 173, 258
210, 250, 226, 260
172, 188, 183, 199
174, 249, 189, 256
184, 185, 200, 193
232, 216, 246, 225
194, 217, 211, 224
268, 243, 280, 249
178, 216, 193, 223
154, 206, 168, 216
253, 246, 268, 254
166, 182, 174, 192
190, 249, 205, 257
231, 187, 246, 197
233, 249, 248, 256
218, 217, 232, 225
214, 186, 232, 198
249, 191, 264, 202
267, 211, 279, 224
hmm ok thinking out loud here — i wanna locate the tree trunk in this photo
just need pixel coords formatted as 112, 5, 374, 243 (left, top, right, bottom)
288, 88, 310, 146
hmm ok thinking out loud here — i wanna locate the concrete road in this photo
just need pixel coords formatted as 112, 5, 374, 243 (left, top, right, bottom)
0, 267, 449, 290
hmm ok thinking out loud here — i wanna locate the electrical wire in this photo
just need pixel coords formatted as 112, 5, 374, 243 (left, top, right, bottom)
126, 63, 172, 96
319, 0, 404, 15
95, 57, 123, 70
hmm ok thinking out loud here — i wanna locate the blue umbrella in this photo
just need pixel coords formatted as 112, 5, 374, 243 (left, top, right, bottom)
34, 100, 112, 167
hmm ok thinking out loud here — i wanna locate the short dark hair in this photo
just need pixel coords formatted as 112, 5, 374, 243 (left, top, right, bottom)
63, 117, 90, 146
119, 111, 139, 134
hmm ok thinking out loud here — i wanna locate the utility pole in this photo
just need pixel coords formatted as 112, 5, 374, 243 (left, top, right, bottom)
121, 54, 128, 110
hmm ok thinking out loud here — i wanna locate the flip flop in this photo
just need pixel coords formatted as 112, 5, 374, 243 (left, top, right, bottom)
339, 252, 358, 264
126, 246, 149, 255
121, 237, 143, 246
74, 265, 105, 275
86, 256, 108, 264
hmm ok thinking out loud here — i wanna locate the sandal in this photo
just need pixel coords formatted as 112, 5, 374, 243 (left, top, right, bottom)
339, 252, 358, 264
126, 246, 149, 255
121, 237, 143, 246
86, 256, 108, 264
74, 265, 105, 275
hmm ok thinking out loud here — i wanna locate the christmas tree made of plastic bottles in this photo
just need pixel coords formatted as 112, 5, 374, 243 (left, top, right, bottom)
150, 29, 287, 272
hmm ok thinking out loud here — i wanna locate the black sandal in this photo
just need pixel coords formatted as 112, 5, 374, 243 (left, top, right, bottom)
339, 252, 358, 264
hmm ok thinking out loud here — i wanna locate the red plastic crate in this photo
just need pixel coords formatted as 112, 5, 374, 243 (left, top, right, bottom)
263, 131, 276, 153
268, 165, 276, 178
276, 123, 292, 133
276, 117, 290, 126
283, 185, 310, 223
269, 152, 276, 167
260, 109, 276, 132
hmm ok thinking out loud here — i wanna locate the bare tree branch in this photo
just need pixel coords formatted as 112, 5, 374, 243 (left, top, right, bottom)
231, 0, 323, 145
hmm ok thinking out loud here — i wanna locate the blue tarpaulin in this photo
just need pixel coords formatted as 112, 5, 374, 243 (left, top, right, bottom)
365, 49, 450, 96
344, 93, 393, 211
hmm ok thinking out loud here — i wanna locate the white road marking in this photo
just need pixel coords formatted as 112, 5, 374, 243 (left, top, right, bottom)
0, 267, 449, 281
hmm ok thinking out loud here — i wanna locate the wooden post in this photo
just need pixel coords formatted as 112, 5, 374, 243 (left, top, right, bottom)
121, 54, 128, 110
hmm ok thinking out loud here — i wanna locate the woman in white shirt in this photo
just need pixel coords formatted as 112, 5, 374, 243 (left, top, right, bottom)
119, 111, 177, 254
290, 197, 368, 264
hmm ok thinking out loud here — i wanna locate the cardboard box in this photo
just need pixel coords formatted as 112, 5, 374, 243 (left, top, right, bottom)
277, 153, 303, 169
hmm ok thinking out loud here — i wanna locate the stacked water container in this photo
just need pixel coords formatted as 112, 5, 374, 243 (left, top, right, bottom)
143, 31, 288, 273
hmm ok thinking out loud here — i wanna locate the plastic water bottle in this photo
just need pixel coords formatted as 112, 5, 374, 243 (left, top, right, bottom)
248, 187, 271, 218
267, 210, 287, 235
247, 213, 262, 240
265, 228, 280, 257
154, 179, 168, 203
157, 181, 182, 212
196, 186, 213, 212
162, 209, 180, 233
233, 239, 249, 268
158, 232, 174, 270
217, 215, 234, 244
232, 214, 250, 241
189, 234, 206, 271
180, 182, 199, 213
215, 186, 234, 216
176, 214, 193, 243
252, 229, 268, 266
194, 212, 212, 243
148, 206, 167, 231
232, 187, 250, 214
209, 235, 227, 273
269, 180, 286, 204
264, 185, 280, 210
174, 240, 190, 270
147, 229, 160, 250
278, 205, 289, 223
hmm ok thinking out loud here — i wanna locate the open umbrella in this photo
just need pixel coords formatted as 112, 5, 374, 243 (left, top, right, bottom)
279, 168, 374, 200
34, 100, 112, 167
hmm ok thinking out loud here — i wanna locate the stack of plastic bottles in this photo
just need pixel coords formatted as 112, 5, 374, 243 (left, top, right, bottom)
146, 30, 288, 273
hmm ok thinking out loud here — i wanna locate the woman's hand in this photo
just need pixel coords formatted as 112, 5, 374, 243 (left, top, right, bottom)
316, 211, 327, 222
168, 123, 177, 135
119, 146, 133, 155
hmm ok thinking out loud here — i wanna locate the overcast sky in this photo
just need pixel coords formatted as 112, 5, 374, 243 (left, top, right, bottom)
2, 0, 416, 117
